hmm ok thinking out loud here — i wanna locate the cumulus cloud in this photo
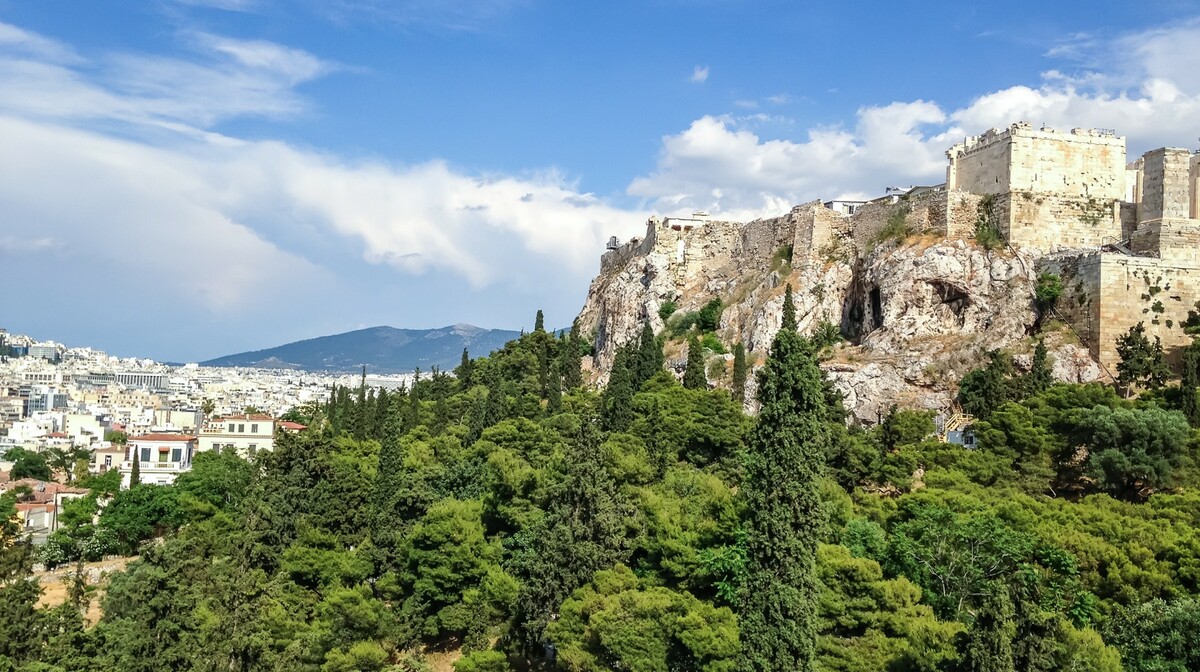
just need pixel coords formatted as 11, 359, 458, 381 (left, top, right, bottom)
0, 22, 643, 357
628, 19, 1200, 219
690, 65, 709, 83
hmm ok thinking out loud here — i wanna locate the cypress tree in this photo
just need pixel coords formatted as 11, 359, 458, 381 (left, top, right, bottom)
456, 348, 473, 389
547, 356, 563, 414
534, 309, 545, 332
1026, 339, 1052, 396
1183, 338, 1200, 425
634, 322, 663, 388
562, 320, 584, 390
683, 334, 707, 390
781, 284, 797, 331
128, 450, 141, 487
738, 325, 829, 671
372, 388, 390, 442
513, 416, 629, 651
538, 341, 550, 398
732, 342, 748, 404
601, 347, 635, 432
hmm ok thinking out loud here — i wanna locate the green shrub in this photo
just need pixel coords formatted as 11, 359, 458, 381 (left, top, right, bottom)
658, 300, 678, 321
700, 332, 726, 354
1035, 273, 1062, 313
873, 207, 913, 245
697, 298, 723, 333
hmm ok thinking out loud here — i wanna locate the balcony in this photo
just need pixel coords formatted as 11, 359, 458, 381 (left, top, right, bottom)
122, 460, 189, 472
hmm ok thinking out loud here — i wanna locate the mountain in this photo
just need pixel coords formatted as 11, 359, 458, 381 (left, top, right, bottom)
201, 324, 521, 373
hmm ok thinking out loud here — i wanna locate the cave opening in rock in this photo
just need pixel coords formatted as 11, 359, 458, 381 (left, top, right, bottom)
930, 280, 971, 325
870, 287, 883, 329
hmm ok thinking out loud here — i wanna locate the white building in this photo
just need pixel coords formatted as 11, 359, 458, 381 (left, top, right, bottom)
122, 434, 197, 487
199, 413, 276, 458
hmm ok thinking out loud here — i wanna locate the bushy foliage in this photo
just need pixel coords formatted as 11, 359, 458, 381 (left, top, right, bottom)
4, 327, 1199, 671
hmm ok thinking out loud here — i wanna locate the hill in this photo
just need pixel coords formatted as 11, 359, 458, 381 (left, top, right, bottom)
201, 324, 520, 373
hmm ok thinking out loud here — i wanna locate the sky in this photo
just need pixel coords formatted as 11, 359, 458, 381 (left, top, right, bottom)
2, 1, 1200, 362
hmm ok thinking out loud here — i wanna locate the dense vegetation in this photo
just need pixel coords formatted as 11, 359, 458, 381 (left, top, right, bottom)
3, 315, 1200, 671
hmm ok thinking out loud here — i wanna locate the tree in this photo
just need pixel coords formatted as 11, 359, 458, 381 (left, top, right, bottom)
958, 350, 1018, 419
129, 452, 141, 487
1180, 338, 1200, 425
457, 348, 474, 389
46, 445, 90, 484
546, 356, 563, 414
634, 322, 663, 389
512, 419, 631, 652
1104, 597, 1200, 672
738, 323, 828, 671
781, 284, 797, 331
1026, 339, 1053, 396
697, 298, 724, 333
683, 334, 707, 390
5, 447, 52, 481
562, 319, 584, 391
534, 309, 546, 332
1035, 272, 1063, 314
601, 347, 635, 432
201, 398, 215, 417
1115, 322, 1171, 394
732, 342, 748, 405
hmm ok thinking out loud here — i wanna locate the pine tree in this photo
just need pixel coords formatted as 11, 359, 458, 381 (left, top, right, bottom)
1116, 322, 1172, 394
634, 322, 663, 388
534, 309, 545, 332
732, 342, 748, 404
738, 326, 829, 671
1026, 339, 1052, 396
781, 284, 797, 331
562, 320, 584, 390
683, 334, 707, 390
964, 585, 1018, 672
601, 347, 635, 432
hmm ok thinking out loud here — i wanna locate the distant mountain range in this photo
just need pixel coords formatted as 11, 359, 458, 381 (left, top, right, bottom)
201, 324, 521, 373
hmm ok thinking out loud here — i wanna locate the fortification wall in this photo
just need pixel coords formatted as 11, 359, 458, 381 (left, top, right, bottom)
946, 191, 985, 238
792, 201, 850, 258
648, 218, 743, 284
1044, 252, 1200, 370
998, 192, 1122, 250
947, 128, 1012, 195
1140, 148, 1193, 220
1131, 219, 1200, 263
1039, 253, 1104, 361
600, 235, 649, 274
948, 124, 1125, 200
740, 209, 799, 261
1192, 154, 1200, 219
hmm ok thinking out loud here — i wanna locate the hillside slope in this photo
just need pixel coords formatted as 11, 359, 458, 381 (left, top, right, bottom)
202, 324, 520, 373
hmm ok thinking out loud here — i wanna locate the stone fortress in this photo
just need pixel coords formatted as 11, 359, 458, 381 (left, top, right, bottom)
594, 121, 1200, 377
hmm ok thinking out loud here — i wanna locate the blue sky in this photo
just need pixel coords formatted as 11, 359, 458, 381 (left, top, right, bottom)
2, 0, 1200, 361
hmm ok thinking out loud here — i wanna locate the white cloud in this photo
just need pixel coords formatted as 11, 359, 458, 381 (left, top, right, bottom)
0, 21, 79, 63
690, 65, 709, 83
628, 19, 1200, 219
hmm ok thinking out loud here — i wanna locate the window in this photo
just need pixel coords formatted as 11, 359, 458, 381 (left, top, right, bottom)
140, 447, 151, 462
171, 448, 182, 463
238, 424, 245, 433
248, 444, 257, 456
228, 423, 235, 432
104, 455, 112, 467
250, 423, 258, 433
158, 450, 168, 463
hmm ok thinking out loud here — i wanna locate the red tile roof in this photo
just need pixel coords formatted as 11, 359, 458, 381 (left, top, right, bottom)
130, 433, 196, 442
45, 432, 69, 438
278, 421, 307, 431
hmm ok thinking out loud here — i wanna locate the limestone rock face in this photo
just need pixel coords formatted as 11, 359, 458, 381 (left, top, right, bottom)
577, 226, 1106, 423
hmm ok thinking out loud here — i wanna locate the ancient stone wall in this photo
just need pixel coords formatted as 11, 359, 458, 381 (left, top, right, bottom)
1044, 252, 1200, 370
947, 123, 1125, 200
1038, 253, 1104, 363
1000, 192, 1123, 250
599, 235, 649, 274
1140, 148, 1193, 220
739, 209, 799, 261
1132, 219, 1200, 263
946, 191, 985, 238
648, 217, 743, 285
792, 201, 850, 258
1191, 154, 1200, 219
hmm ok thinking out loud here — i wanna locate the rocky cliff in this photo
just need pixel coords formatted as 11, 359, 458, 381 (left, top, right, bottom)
576, 205, 1105, 424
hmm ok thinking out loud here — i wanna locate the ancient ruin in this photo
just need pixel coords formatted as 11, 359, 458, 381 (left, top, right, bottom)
579, 122, 1200, 421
